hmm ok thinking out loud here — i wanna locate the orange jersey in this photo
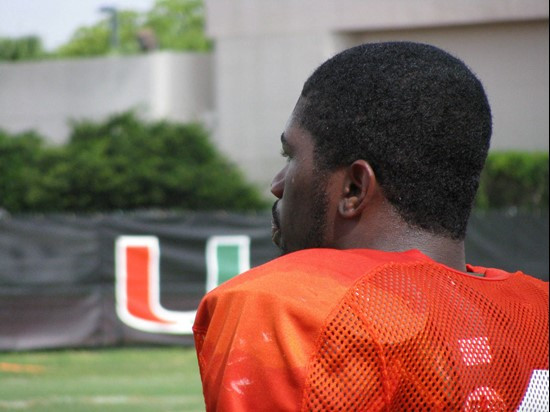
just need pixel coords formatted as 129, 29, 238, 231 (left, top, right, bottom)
193, 249, 549, 411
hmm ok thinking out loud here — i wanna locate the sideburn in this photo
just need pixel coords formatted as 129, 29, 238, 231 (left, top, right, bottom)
301, 168, 330, 250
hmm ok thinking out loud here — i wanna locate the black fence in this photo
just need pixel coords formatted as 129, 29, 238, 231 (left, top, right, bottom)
0, 210, 547, 351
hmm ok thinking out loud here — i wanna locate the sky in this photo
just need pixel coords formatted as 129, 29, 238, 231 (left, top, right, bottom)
0, 0, 156, 50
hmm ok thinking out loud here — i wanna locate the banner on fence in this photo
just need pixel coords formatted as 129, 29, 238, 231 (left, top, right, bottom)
0, 211, 547, 351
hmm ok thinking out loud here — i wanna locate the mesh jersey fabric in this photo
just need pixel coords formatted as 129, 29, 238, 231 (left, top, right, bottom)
193, 248, 549, 411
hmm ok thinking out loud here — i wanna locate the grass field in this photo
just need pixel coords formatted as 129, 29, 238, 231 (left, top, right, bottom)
0, 347, 204, 411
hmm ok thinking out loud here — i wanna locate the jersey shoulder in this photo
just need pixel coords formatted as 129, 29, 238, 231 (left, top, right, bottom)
210, 247, 426, 296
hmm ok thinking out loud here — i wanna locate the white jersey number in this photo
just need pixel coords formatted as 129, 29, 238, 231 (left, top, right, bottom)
517, 369, 549, 412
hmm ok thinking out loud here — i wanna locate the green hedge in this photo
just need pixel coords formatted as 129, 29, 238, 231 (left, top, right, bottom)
0, 36, 46, 61
0, 118, 547, 214
0, 112, 268, 213
475, 151, 549, 211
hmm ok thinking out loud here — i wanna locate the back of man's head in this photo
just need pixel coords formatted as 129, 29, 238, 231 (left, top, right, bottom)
297, 42, 492, 240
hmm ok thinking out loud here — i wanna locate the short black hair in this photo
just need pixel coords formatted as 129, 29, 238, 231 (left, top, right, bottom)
298, 42, 492, 240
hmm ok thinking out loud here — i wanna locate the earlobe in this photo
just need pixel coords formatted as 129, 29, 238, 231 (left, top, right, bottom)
338, 160, 376, 218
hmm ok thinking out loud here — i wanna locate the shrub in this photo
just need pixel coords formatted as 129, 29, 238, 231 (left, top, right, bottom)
475, 151, 549, 211
0, 113, 268, 213
0, 36, 46, 61
1, 121, 547, 214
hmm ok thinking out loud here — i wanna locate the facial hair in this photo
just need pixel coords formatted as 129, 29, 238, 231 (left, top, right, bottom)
272, 174, 329, 255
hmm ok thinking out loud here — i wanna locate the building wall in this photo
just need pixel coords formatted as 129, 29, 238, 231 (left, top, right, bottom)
0, 52, 214, 144
205, 0, 549, 191
211, 33, 336, 187
205, 0, 546, 36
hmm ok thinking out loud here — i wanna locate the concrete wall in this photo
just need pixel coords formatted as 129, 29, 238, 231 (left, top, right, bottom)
205, 0, 549, 191
211, 33, 335, 187
0, 52, 214, 144
206, 0, 546, 35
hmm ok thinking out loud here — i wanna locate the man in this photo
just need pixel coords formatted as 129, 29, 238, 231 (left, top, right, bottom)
193, 42, 549, 411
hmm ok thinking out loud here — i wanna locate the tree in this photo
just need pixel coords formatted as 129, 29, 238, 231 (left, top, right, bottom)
55, 0, 211, 58
0, 36, 46, 61
55, 11, 143, 57
145, 0, 212, 51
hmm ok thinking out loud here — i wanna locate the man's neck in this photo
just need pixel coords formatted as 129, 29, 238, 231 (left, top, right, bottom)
362, 229, 466, 272
332, 205, 467, 272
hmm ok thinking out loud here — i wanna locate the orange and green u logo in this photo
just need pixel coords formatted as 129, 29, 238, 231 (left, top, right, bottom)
115, 235, 250, 334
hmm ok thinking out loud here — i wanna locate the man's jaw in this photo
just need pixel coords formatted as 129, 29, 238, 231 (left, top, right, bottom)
271, 201, 284, 251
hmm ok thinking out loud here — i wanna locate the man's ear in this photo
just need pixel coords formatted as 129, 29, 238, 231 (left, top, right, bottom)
338, 160, 377, 218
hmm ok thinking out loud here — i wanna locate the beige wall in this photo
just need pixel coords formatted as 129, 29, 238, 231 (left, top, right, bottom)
211, 33, 335, 187
206, 0, 547, 35
205, 0, 549, 190
0, 52, 213, 144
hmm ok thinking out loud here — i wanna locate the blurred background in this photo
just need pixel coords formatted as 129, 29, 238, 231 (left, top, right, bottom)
0, 0, 548, 410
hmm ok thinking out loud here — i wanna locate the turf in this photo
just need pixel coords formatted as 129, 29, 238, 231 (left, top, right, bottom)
0, 347, 204, 411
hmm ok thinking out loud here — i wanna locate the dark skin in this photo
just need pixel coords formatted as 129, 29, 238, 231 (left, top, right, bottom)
271, 100, 467, 272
